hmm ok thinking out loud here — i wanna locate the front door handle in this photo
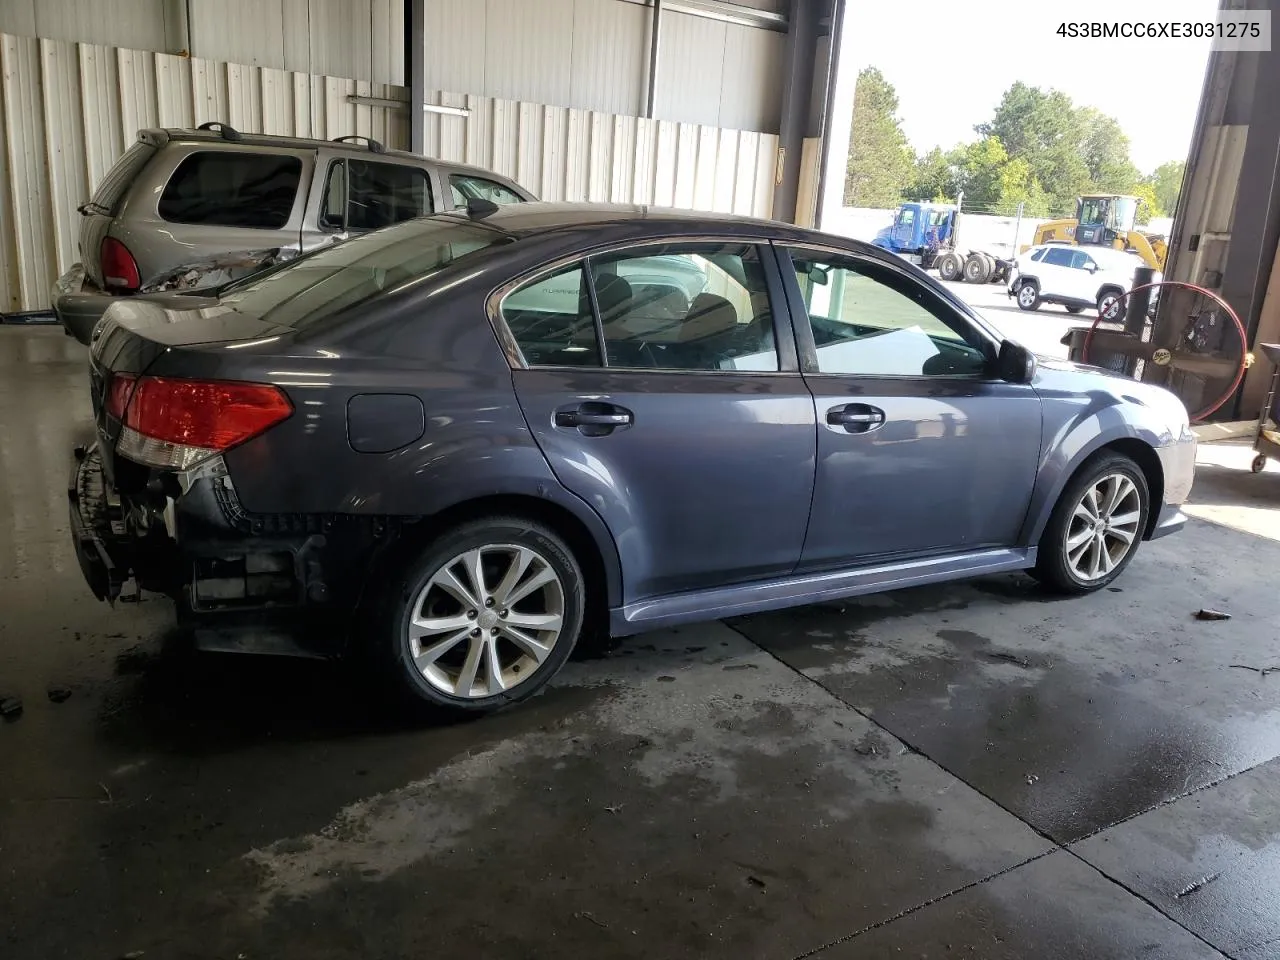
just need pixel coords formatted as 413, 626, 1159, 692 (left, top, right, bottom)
826, 403, 885, 434
554, 403, 634, 435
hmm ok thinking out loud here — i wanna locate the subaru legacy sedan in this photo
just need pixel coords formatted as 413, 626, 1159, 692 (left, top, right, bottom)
69, 203, 1195, 714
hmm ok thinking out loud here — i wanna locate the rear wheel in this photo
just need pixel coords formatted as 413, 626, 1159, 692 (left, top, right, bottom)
1015, 280, 1041, 311
380, 517, 585, 713
1033, 453, 1150, 593
963, 253, 992, 284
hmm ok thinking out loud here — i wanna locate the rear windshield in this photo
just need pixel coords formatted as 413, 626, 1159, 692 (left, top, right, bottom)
217, 217, 507, 330
158, 151, 302, 229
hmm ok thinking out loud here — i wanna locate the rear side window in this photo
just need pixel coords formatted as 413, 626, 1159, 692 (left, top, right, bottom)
450, 174, 524, 207
1043, 247, 1074, 267
158, 152, 302, 229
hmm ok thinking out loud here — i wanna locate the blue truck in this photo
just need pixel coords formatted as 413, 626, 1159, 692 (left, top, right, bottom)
871, 201, 1011, 285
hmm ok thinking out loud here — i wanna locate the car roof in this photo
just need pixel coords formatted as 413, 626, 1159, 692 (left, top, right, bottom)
139, 127, 525, 182
441, 201, 867, 247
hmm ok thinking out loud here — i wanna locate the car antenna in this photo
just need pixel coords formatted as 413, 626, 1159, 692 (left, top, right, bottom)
466, 196, 500, 219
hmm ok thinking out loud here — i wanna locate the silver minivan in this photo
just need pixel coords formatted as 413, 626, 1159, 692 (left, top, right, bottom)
53, 123, 534, 343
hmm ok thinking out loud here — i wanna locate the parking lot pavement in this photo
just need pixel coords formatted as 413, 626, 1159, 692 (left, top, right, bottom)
4, 325, 1280, 959
941, 277, 1079, 360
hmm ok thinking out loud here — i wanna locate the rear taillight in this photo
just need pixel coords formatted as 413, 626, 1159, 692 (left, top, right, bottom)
105, 373, 137, 420
101, 237, 140, 291
115, 376, 293, 470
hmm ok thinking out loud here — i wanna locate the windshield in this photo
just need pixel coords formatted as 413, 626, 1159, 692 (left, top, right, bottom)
1078, 196, 1109, 226
1112, 196, 1139, 231
218, 217, 507, 329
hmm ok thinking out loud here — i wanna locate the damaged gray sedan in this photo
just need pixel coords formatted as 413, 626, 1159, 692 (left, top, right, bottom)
53, 123, 533, 344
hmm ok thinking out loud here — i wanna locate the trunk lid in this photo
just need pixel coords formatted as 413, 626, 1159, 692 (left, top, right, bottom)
88, 295, 292, 475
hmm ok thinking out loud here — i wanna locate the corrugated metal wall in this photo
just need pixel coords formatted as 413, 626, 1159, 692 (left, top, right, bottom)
421, 89, 777, 213
0, 31, 778, 313
421, 0, 785, 132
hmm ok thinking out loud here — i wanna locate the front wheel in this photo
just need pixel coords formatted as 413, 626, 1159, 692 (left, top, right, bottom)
937, 252, 962, 282
380, 517, 586, 713
1015, 280, 1041, 311
1033, 453, 1150, 593
1098, 289, 1123, 322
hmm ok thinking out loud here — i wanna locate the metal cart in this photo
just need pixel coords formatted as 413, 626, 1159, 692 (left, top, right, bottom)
1250, 343, 1280, 473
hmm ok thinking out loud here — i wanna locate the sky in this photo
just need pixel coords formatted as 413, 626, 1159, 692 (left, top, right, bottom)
839, 0, 1219, 174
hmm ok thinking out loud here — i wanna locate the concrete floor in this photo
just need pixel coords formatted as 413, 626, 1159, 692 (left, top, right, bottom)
4, 325, 1280, 959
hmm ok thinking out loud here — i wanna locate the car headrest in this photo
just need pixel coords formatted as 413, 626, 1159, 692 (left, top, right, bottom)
591, 274, 634, 323
679, 293, 738, 343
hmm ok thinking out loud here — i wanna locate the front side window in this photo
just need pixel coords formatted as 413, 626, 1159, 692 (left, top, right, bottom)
159, 151, 302, 229
450, 174, 525, 207
502, 243, 778, 372
1069, 250, 1096, 270
345, 160, 432, 231
896, 208, 916, 227
785, 249, 989, 378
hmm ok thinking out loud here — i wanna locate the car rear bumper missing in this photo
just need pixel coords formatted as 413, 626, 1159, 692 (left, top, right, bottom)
68, 444, 130, 602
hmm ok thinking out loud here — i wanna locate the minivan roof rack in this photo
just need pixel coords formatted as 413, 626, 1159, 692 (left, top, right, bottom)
332, 135, 385, 154
196, 121, 242, 142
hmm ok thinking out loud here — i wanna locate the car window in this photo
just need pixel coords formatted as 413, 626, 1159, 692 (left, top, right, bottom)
1069, 250, 1095, 270
1030, 248, 1046, 262
784, 249, 989, 378
502, 243, 778, 372
590, 244, 777, 371
320, 160, 346, 230
1043, 247, 1074, 267
345, 160, 432, 231
158, 151, 302, 229
218, 216, 505, 330
501, 264, 601, 367
450, 174, 525, 207
897, 208, 916, 227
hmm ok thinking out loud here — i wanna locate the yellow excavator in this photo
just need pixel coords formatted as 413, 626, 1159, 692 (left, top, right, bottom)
1025, 194, 1167, 272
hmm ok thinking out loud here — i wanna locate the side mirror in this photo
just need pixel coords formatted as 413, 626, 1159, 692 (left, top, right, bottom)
996, 339, 1036, 384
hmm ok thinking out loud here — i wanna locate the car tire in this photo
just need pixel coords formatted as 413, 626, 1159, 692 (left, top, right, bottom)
1033, 452, 1150, 594
1065, 305, 1084, 314
378, 516, 586, 714
963, 253, 992, 284
1015, 280, 1041, 311
937, 252, 962, 282
1097, 288, 1124, 322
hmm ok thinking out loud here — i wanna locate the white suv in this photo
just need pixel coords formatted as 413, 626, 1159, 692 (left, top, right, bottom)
1008, 244, 1158, 319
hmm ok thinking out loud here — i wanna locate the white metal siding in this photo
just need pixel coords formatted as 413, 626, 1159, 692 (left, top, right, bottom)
420, 0, 782, 133
0, 0, 406, 84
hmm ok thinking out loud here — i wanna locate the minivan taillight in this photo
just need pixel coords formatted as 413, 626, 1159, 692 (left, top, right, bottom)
101, 237, 140, 291
115, 376, 293, 470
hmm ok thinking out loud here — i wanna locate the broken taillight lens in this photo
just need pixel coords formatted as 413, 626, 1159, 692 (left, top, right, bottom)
115, 376, 293, 470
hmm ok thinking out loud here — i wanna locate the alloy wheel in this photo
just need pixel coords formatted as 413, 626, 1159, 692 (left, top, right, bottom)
1063, 473, 1142, 582
407, 544, 566, 698
1018, 284, 1037, 308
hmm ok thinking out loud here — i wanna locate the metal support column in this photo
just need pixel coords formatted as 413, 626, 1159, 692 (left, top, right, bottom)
408, 0, 426, 155
645, 0, 663, 119
772, 0, 818, 225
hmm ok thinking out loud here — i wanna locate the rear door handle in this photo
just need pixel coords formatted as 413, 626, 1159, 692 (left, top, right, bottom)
826, 403, 885, 433
554, 403, 634, 435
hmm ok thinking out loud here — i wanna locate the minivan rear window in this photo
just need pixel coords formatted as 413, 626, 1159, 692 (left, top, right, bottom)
158, 152, 302, 229
217, 216, 508, 330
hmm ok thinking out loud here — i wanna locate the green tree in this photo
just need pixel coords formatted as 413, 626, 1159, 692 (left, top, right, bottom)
1129, 182, 1164, 225
955, 136, 1009, 209
995, 156, 1052, 217
1078, 108, 1141, 193
844, 67, 915, 207
904, 146, 959, 202
1145, 160, 1186, 215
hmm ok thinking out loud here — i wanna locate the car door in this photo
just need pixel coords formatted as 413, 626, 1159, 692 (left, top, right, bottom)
501, 239, 817, 602
1038, 246, 1078, 299
1067, 249, 1100, 301
775, 244, 1043, 570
